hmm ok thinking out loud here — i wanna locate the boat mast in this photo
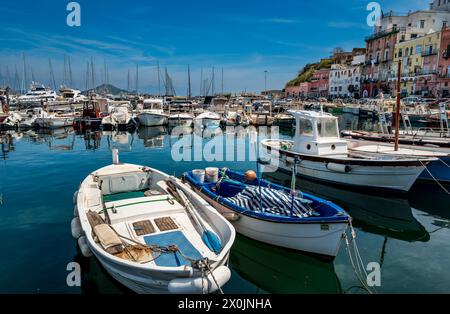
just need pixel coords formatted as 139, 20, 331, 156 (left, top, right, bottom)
221, 68, 224, 95
200, 68, 203, 97
394, 60, 401, 151
127, 69, 130, 92
68, 56, 73, 87
49, 59, 57, 91
188, 64, 191, 99
90, 57, 95, 93
135, 63, 139, 96
157, 61, 161, 97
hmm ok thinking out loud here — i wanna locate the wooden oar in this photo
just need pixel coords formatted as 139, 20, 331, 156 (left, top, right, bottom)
167, 180, 222, 254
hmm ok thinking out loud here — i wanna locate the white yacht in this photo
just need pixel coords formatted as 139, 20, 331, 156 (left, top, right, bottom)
17, 83, 57, 106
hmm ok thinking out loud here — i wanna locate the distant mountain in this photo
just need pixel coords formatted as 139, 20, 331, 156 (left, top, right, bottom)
82, 84, 131, 95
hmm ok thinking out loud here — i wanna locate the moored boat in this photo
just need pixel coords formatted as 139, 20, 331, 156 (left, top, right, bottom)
262, 110, 436, 193
73, 155, 235, 294
184, 168, 350, 258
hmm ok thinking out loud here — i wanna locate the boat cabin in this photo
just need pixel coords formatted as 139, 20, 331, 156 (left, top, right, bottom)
288, 110, 348, 156
143, 98, 164, 111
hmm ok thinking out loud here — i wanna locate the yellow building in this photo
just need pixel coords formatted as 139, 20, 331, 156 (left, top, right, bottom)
391, 31, 441, 96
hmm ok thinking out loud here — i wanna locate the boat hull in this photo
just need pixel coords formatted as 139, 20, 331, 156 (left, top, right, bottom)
34, 117, 74, 129
191, 188, 347, 258
262, 140, 427, 192
138, 113, 168, 127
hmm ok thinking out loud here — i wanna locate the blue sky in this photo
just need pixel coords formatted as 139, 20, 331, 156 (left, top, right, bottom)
0, 0, 427, 94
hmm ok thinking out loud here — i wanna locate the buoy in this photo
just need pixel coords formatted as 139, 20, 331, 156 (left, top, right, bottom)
77, 236, 93, 258
73, 190, 78, 205
71, 217, 82, 239
168, 266, 230, 294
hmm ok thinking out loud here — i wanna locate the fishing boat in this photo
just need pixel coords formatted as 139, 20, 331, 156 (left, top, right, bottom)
194, 111, 221, 129
273, 113, 295, 128
34, 113, 75, 129
137, 99, 168, 127
19, 108, 48, 129
261, 110, 436, 192
184, 168, 350, 258
72, 152, 235, 294
73, 99, 104, 131
168, 113, 193, 127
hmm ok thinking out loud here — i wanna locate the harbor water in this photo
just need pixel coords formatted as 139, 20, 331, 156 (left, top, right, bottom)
1, 114, 449, 294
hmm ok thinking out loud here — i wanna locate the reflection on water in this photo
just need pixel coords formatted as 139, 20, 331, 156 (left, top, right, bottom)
229, 235, 342, 294
1, 121, 450, 293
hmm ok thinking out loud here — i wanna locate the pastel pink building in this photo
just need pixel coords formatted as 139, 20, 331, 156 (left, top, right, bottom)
438, 26, 450, 96
285, 69, 330, 98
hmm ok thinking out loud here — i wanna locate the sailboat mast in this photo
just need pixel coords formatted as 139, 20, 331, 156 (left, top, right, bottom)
91, 57, 95, 93
68, 56, 73, 87
135, 63, 139, 96
188, 65, 191, 99
221, 68, 224, 95
157, 61, 161, 97
200, 68, 203, 97
394, 60, 401, 151
127, 69, 130, 92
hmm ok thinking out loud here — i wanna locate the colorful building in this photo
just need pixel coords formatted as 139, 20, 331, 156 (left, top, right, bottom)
389, 31, 441, 97
438, 26, 450, 96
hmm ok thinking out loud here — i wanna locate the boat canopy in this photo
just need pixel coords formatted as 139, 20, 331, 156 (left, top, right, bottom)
287, 110, 348, 156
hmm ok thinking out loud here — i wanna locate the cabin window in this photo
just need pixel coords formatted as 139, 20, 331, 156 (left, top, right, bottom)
298, 118, 314, 136
317, 118, 339, 138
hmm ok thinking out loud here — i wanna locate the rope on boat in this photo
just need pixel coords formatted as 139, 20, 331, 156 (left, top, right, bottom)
342, 220, 377, 294
439, 158, 450, 169
419, 160, 450, 196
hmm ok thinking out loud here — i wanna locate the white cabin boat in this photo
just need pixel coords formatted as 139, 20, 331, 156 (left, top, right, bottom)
73, 159, 235, 294
261, 110, 436, 192
138, 99, 168, 127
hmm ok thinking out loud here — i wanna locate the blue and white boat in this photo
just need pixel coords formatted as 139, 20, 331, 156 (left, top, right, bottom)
184, 168, 350, 258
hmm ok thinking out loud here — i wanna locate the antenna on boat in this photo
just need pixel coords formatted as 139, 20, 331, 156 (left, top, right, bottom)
112, 148, 119, 165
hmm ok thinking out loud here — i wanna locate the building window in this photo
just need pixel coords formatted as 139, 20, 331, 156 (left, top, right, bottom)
444, 21, 448, 28
416, 45, 422, 54
420, 20, 425, 29
399, 49, 403, 57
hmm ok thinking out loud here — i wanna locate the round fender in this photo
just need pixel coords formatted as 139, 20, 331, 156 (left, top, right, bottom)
77, 236, 93, 258
71, 217, 82, 239
168, 266, 231, 294
326, 162, 351, 173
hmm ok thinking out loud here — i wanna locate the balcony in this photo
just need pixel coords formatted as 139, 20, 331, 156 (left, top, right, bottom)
422, 49, 438, 57
365, 27, 402, 42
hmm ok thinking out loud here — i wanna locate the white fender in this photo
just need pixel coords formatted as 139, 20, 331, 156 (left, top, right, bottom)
168, 266, 231, 294
222, 212, 240, 222
71, 217, 82, 239
73, 205, 78, 217
77, 236, 93, 258
73, 190, 78, 205
326, 162, 351, 173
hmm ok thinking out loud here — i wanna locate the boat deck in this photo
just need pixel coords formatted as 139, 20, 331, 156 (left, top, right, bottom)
102, 192, 216, 266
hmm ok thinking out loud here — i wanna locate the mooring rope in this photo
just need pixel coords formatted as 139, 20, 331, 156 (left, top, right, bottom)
342, 221, 377, 294
419, 160, 450, 196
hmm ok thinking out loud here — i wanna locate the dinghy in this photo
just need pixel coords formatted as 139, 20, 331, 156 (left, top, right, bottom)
73, 152, 235, 294
262, 110, 437, 192
184, 168, 350, 258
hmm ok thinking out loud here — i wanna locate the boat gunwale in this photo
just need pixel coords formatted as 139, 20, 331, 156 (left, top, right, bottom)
183, 169, 350, 225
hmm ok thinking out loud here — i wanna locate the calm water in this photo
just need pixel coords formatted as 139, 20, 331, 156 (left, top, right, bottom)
1, 116, 449, 294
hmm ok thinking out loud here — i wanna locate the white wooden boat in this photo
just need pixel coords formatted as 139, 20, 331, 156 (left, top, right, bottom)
184, 168, 350, 258
261, 110, 437, 192
102, 104, 136, 130
72, 156, 235, 294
